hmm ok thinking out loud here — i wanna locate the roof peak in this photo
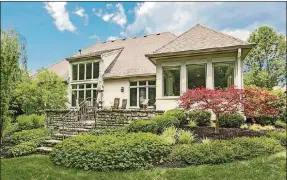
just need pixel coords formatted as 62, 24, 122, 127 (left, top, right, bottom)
103, 31, 175, 43
153, 23, 251, 54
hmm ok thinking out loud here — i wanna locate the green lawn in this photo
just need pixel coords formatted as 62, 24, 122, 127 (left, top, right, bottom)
1, 152, 286, 180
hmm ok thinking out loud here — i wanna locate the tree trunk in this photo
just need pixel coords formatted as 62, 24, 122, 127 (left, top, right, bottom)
215, 114, 220, 134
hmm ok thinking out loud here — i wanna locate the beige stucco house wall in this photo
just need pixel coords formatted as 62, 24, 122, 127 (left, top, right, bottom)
36, 24, 255, 112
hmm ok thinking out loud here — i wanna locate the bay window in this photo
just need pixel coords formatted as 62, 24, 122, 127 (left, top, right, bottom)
163, 66, 180, 96
187, 64, 206, 89
213, 62, 235, 89
129, 80, 156, 107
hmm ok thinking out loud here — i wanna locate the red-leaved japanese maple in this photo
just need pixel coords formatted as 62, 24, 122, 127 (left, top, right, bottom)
242, 86, 280, 121
180, 87, 244, 134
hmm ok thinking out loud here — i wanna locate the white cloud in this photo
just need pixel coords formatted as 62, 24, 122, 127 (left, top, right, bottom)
106, 4, 112, 9
73, 6, 88, 26
89, 34, 100, 41
221, 29, 252, 41
44, 2, 76, 32
93, 8, 103, 17
94, 3, 127, 27
107, 36, 119, 41
122, 2, 286, 39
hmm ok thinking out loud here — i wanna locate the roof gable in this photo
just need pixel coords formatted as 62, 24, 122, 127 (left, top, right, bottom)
153, 24, 250, 54
72, 32, 176, 78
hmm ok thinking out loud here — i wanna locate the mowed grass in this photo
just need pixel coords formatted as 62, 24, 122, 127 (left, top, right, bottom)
1, 151, 286, 180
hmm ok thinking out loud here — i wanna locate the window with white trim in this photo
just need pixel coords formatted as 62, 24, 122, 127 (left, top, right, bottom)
163, 66, 180, 96
72, 61, 99, 81
129, 80, 156, 107
213, 62, 235, 89
71, 83, 98, 106
187, 64, 206, 89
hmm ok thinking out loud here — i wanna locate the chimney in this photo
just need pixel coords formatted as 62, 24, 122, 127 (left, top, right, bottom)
79, 49, 82, 55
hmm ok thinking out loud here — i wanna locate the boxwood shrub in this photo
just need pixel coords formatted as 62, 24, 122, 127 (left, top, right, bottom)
50, 133, 172, 171
170, 137, 283, 165
16, 114, 45, 130
8, 141, 37, 157
152, 115, 180, 132
127, 120, 159, 133
219, 113, 245, 128
89, 127, 127, 136
7, 128, 50, 145
188, 110, 211, 126
164, 109, 187, 125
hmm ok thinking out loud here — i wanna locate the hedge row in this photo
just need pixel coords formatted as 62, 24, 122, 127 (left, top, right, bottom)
50, 133, 171, 171
170, 137, 283, 165
127, 109, 186, 134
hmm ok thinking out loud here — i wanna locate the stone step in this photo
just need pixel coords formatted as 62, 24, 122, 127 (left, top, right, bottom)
43, 139, 62, 146
36, 147, 53, 154
53, 133, 77, 140
59, 127, 91, 132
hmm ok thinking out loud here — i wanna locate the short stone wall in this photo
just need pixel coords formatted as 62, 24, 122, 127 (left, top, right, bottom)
45, 109, 71, 128
45, 109, 164, 129
94, 109, 164, 127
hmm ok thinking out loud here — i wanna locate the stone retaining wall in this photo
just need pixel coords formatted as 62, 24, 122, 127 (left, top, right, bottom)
46, 109, 164, 129
94, 109, 164, 127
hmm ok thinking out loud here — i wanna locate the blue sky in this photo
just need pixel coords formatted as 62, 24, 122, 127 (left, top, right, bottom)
1, 2, 286, 73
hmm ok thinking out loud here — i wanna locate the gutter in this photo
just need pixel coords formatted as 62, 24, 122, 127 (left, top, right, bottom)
145, 44, 256, 62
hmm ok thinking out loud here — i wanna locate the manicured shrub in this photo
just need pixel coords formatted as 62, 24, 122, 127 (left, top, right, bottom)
8, 141, 37, 157
127, 120, 159, 133
89, 127, 127, 136
189, 120, 197, 128
240, 124, 249, 129
201, 137, 211, 144
16, 114, 45, 130
210, 121, 216, 128
164, 109, 187, 125
170, 137, 283, 165
188, 110, 211, 126
50, 133, 171, 171
256, 116, 276, 125
152, 115, 180, 132
219, 113, 245, 128
178, 130, 194, 144
266, 131, 287, 146
7, 128, 49, 145
161, 126, 177, 145
275, 121, 286, 128
249, 124, 275, 131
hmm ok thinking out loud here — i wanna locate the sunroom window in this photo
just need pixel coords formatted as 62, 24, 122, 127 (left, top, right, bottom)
163, 66, 180, 96
213, 62, 235, 89
187, 64, 206, 89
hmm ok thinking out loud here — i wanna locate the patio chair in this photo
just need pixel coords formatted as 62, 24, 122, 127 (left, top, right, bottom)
121, 99, 127, 109
111, 98, 120, 109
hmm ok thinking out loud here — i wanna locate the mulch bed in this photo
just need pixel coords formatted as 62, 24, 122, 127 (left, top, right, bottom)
182, 126, 268, 142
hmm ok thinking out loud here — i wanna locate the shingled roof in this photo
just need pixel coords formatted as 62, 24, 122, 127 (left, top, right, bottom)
71, 32, 176, 78
152, 24, 251, 55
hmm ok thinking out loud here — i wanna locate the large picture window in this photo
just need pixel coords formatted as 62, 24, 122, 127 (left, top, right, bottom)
71, 61, 100, 81
163, 66, 180, 96
129, 80, 156, 107
71, 83, 98, 107
187, 64, 206, 89
213, 62, 235, 89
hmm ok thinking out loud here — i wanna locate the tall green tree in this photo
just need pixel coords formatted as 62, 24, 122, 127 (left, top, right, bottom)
244, 26, 286, 89
13, 69, 68, 114
1, 29, 27, 136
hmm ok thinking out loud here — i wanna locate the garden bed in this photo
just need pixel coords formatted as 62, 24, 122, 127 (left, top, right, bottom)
183, 126, 267, 141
